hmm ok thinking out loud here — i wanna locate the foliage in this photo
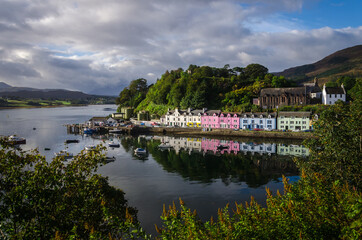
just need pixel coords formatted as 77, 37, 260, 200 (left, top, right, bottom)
303, 98, 362, 189
156, 173, 361, 239
0, 139, 150, 239
118, 64, 296, 113
116, 78, 148, 108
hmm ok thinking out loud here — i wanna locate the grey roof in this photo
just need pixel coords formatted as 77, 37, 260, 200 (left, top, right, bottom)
241, 112, 277, 118
204, 110, 221, 115
278, 111, 311, 117
260, 87, 306, 96
325, 87, 345, 94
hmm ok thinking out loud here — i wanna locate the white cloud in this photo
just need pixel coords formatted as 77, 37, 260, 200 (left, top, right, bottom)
0, 0, 360, 95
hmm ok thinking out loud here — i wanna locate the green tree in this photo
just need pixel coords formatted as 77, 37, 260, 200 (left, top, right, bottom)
244, 63, 268, 80
304, 98, 362, 189
0, 139, 150, 239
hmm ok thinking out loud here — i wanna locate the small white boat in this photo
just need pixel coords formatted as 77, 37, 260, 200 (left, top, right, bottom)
109, 129, 122, 134
158, 143, 173, 150
54, 150, 73, 159
108, 142, 120, 148
85, 145, 96, 151
134, 148, 147, 154
8, 135, 26, 145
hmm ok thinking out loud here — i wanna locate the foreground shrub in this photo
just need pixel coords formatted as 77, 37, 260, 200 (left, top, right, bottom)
156, 172, 361, 239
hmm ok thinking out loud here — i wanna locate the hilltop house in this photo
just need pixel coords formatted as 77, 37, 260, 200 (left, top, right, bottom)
259, 78, 322, 109
322, 84, 346, 105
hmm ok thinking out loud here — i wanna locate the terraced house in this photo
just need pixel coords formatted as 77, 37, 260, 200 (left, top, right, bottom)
239, 112, 277, 130
160, 108, 205, 127
277, 112, 311, 131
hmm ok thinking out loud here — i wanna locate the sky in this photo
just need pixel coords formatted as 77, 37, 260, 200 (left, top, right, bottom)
0, 0, 361, 95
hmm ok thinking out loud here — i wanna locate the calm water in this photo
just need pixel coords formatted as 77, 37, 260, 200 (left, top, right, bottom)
0, 105, 305, 235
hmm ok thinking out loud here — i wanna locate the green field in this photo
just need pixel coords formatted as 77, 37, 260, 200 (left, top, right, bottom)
0, 99, 74, 108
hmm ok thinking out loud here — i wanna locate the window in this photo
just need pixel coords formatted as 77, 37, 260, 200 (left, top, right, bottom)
259, 120, 263, 124
267, 125, 272, 128
281, 121, 284, 124
302, 121, 306, 124
243, 120, 247, 123
251, 120, 254, 123
302, 126, 306, 129
267, 120, 272, 124
290, 121, 294, 124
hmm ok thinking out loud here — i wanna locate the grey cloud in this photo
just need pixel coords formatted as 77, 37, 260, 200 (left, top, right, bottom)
0, 0, 360, 95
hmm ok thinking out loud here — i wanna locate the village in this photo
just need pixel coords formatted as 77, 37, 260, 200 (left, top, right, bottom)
76, 78, 346, 138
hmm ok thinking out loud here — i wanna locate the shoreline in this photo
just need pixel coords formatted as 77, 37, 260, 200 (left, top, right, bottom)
130, 126, 314, 140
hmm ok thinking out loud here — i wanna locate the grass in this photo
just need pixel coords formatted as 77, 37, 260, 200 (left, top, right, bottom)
3, 99, 73, 108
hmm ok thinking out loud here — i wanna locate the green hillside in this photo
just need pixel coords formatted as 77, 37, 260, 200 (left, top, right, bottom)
276, 45, 362, 85
116, 64, 294, 116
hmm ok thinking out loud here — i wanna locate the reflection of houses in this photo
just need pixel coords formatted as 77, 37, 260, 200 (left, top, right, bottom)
239, 142, 276, 155
322, 84, 346, 105
161, 136, 202, 154
277, 112, 311, 131
259, 79, 321, 109
201, 138, 239, 155
277, 144, 309, 157
239, 112, 277, 130
160, 108, 205, 127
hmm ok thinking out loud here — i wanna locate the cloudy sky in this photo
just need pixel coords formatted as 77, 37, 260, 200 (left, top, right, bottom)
0, 0, 361, 95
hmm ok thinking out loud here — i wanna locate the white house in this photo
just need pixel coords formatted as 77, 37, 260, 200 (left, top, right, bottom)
322, 84, 346, 105
160, 108, 205, 127
239, 112, 277, 130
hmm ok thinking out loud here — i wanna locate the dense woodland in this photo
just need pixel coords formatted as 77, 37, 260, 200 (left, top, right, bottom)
116, 64, 361, 116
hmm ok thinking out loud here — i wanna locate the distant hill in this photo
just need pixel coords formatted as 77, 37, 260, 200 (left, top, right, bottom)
275, 45, 362, 84
0, 82, 115, 102
0, 82, 12, 89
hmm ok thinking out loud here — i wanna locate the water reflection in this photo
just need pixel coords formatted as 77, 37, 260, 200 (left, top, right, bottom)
114, 135, 303, 188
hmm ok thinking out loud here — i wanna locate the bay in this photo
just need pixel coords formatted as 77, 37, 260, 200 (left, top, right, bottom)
0, 105, 304, 235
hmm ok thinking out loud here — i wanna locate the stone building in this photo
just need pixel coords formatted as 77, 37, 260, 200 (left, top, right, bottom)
259, 78, 322, 109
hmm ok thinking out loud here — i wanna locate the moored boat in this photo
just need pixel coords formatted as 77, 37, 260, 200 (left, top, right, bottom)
54, 150, 73, 159
85, 145, 96, 151
8, 135, 26, 145
65, 139, 79, 144
134, 148, 147, 154
108, 141, 120, 148
158, 143, 173, 150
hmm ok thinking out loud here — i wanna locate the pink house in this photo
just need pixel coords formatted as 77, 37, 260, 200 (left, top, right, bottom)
219, 113, 240, 129
201, 110, 221, 129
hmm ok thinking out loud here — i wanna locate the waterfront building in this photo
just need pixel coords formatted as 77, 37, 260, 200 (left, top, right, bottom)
201, 110, 222, 129
219, 113, 240, 129
322, 84, 346, 105
160, 108, 205, 127
239, 112, 277, 130
277, 112, 311, 131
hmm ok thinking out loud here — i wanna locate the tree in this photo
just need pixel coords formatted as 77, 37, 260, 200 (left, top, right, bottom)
244, 63, 268, 80
0, 139, 150, 239
304, 98, 362, 189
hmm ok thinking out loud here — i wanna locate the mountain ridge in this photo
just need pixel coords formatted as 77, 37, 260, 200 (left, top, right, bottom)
275, 45, 362, 84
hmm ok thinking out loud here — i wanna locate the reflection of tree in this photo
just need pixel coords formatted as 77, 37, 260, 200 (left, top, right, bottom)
147, 140, 298, 188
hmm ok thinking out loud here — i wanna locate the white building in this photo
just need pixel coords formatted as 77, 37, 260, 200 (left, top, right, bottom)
160, 108, 205, 127
322, 84, 346, 105
239, 112, 277, 130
